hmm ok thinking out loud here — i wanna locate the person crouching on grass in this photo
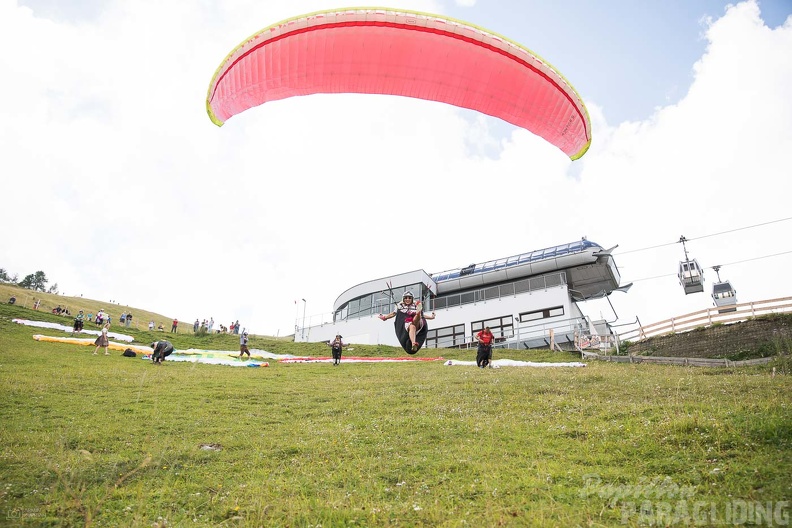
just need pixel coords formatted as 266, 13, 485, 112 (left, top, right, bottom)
150, 340, 174, 364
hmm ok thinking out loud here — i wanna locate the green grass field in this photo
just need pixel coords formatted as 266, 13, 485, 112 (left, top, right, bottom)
0, 302, 790, 527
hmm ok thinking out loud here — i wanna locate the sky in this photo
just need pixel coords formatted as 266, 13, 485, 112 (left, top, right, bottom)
1, 0, 791, 337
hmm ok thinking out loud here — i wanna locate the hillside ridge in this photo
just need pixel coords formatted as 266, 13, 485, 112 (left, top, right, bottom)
2, 283, 185, 334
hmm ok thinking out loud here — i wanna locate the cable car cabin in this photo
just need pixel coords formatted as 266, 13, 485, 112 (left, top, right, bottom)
712, 281, 737, 313
678, 259, 705, 294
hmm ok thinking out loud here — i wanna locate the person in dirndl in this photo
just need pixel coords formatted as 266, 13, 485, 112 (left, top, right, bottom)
93, 323, 110, 356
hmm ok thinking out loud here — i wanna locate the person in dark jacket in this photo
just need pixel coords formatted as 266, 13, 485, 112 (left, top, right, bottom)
239, 331, 250, 359
150, 340, 175, 364
328, 335, 347, 366
476, 326, 495, 368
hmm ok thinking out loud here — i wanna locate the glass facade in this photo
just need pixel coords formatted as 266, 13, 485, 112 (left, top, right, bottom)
471, 315, 514, 340
432, 272, 567, 310
334, 282, 428, 322
518, 306, 565, 323
426, 324, 466, 348
432, 240, 596, 283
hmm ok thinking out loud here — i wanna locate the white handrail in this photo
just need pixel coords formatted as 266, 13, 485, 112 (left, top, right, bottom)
618, 297, 792, 342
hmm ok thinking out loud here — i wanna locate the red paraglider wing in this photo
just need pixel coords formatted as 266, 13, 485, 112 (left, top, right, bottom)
207, 8, 591, 159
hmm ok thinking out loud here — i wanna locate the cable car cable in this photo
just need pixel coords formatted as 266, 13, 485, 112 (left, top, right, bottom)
716, 250, 792, 269
615, 216, 792, 256
686, 216, 792, 243
622, 249, 792, 284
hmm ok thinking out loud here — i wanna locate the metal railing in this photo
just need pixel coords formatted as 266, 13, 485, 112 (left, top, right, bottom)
429, 314, 590, 351
496, 315, 590, 350
617, 296, 792, 343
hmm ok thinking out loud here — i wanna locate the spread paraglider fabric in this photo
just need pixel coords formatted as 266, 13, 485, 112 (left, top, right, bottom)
31, 335, 442, 365
14, 319, 134, 342
444, 359, 586, 367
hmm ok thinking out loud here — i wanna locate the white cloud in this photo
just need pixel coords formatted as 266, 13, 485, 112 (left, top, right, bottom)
571, 0, 792, 326
0, 1, 790, 337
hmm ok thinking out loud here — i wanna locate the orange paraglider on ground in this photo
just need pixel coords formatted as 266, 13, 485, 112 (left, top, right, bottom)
206, 7, 591, 160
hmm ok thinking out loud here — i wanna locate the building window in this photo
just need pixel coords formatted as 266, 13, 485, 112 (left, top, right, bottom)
373, 296, 391, 314
428, 271, 567, 311
518, 306, 564, 323
471, 315, 513, 339
426, 324, 466, 348
335, 283, 430, 322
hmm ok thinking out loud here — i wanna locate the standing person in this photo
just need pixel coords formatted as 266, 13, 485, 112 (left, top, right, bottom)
193, 319, 199, 332
120, 312, 127, 325
208, 317, 214, 333
379, 291, 436, 354
73, 310, 85, 333
476, 326, 495, 368
150, 340, 175, 364
93, 323, 110, 356
239, 331, 250, 359
171, 318, 178, 333
126, 312, 133, 328
328, 334, 347, 366
148, 320, 155, 331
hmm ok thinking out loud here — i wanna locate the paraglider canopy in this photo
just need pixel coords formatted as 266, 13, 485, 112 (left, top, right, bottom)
207, 7, 591, 160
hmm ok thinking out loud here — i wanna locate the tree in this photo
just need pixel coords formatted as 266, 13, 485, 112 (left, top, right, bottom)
47, 283, 59, 294
0, 268, 9, 282
31, 271, 48, 292
19, 271, 48, 292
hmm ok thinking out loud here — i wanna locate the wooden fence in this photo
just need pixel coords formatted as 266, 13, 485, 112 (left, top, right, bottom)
617, 296, 792, 343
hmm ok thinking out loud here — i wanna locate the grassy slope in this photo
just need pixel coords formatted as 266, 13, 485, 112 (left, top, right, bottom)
0, 283, 185, 334
0, 303, 790, 527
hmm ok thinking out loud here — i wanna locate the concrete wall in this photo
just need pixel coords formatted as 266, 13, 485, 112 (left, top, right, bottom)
626, 315, 792, 359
